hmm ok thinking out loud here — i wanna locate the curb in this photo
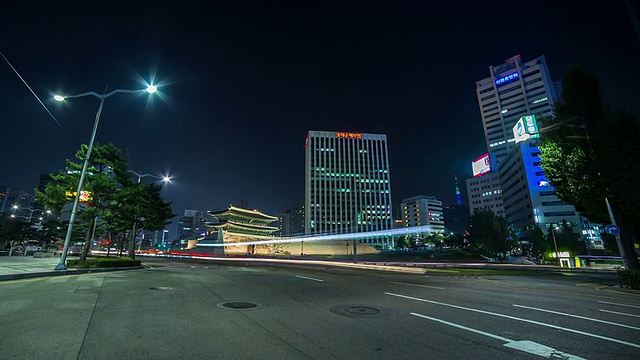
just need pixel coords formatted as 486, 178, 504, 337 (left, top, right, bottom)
0, 265, 144, 282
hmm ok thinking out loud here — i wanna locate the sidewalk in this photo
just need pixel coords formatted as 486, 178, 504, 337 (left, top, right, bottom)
0, 255, 142, 281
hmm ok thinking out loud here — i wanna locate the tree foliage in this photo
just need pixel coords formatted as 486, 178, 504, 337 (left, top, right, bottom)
467, 208, 514, 258
103, 181, 176, 259
537, 66, 640, 269
35, 142, 175, 263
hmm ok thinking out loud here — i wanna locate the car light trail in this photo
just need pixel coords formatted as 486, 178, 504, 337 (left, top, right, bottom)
196, 225, 433, 247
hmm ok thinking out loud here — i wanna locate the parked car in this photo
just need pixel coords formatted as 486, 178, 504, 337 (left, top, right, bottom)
22, 240, 40, 255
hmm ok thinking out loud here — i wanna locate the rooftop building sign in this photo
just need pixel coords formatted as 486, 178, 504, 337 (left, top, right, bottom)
336, 132, 362, 139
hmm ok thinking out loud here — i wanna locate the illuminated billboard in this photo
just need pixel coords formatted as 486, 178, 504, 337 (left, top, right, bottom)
472, 153, 495, 177
513, 114, 540, 143
65, 191, 93, 204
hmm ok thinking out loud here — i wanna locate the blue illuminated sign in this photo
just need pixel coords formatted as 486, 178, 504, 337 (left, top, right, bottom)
495, 72, 519, 86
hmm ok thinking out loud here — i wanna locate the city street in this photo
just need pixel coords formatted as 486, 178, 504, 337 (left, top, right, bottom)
1, 257, 638, 360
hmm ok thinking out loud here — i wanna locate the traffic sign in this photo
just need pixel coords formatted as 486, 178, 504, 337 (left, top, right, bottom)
605, 224, 620, 235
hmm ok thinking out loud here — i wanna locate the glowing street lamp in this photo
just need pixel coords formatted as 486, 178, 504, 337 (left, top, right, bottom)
53, 84, 157, 271
11, 205, 51, 223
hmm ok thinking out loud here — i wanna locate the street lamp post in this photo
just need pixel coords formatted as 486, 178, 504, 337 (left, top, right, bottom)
53, 85, 157, 271
550, 226, 560, 262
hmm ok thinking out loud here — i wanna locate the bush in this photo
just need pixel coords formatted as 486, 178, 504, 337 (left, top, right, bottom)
618, 269, 640, 289
67, 257, 142, 269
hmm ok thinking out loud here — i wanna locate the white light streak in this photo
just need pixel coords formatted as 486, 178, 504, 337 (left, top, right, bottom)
197, 225, 433, 247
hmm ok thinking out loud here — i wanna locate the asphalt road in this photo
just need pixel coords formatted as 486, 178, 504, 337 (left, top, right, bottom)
1, 257, 638, 360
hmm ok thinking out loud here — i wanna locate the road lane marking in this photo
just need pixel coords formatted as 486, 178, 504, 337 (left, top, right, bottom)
385, 292, 640, 349
599, 301, 640, 309
513, 304, 640, 331
575, 282, 609, 290
295, 275, 324, 282
599, 309, 640, 318
390, 281, 444, 290
411, 313, 586, 359
411, 312, 510, 341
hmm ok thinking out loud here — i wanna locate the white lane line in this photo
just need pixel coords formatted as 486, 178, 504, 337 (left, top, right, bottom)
295, 275, 324, 282
599, 309, 640, 318
390, 281, 444, 290
411, 313, 586, 359
598, 301, 640, 309
385, 292, 640, 349
513, 304, 640, 331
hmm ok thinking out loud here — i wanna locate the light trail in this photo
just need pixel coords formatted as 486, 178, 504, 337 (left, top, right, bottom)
196, 225, 433, 247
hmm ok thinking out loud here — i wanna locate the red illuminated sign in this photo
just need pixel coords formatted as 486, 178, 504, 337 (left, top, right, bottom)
472, 153, 492, 178
336, 132, 362, 139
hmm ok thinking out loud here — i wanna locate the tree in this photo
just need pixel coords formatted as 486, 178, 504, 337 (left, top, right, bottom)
36, 143, 136, 264
35, 218, 66, 248
1, 217, 37, 248
467, 207, 511, 259
528, 225, 548, 259
103, 181, 175, 259
396, 235, 410, 249
538, 66, 640, 269
554, 221, 586, 255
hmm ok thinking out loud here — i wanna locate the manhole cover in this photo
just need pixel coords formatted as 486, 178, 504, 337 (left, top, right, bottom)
330, 305, 394, 318
345, 306, 380, 315
219, 301, 259, 310
150, 286, 174, 291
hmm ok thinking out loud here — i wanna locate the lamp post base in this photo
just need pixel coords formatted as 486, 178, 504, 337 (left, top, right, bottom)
54, 263, 67, 271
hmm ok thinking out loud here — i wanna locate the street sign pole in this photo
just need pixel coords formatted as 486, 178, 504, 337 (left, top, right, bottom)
605, 198, 631, 270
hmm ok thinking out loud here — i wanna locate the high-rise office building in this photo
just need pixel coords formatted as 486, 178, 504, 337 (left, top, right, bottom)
475, 54, 557, 165
304, 130, 393, 249
400, 195, 445, 236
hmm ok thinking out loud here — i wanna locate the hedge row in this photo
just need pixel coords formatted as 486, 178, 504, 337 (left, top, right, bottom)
67, 257, 142, 269
618, 270, 640, 290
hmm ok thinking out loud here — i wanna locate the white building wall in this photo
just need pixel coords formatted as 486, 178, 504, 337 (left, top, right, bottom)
466, 172, 504, 217
400, 195, 445, 236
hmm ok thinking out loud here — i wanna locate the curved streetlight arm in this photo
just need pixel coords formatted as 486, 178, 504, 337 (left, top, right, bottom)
127, 169, 171, 183
57, 88, 148, 101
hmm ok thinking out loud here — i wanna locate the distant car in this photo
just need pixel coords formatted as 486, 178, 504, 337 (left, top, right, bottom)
68, 245, 83, 256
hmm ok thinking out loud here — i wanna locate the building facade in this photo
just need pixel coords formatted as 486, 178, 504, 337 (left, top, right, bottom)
177, 209, 208, 243
304, 130, 393, 249
400, 195, 445, 236
500, 138, 582, 241
466, 172, 504, 217
276, 204, 305, 237
475, 54, 557, 165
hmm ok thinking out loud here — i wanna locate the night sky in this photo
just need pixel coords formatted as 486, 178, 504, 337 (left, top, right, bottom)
2, 1, 639, 235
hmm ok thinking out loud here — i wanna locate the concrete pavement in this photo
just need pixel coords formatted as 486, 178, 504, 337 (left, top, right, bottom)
0, 254, 143, 281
